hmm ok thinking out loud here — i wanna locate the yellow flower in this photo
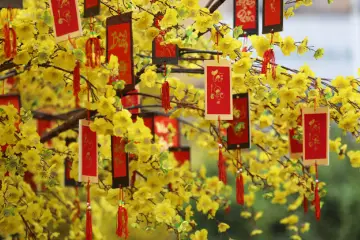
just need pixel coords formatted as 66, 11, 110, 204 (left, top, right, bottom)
97, 96, 115, 117
13, 50, 31, 65
194, 15, 212, 33
259, 114, 273, 129
154, 199, 176, 224
280, 214, 299, 225
145, 174, 165, 193
291, 235, 302, 240
233, 57, 252, 74
250, 229, 263, 236
240, 211, 252, 219
347, 151, 360, 168
43, 68, 64, 86
278, 87, 297, 106
272, 190, 288, 204
297, 37, 309, 55
190, 229, 208, 240
254, 211, 263, 221
160, 8, 178, 29
135, 11, 154, 30
250, 35, 270, 57
332, 76, 350, 89
285, 7, 295, 19
196, 195, 213, 214
281, 36, 296, 56
217, 35, 241, 56
145, 27, 160, 40
300, 222, 310, 233
218, 222, 230, 233
140, 69, 158, 88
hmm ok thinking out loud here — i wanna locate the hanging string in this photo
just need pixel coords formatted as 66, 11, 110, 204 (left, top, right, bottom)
218, 116, 227, 184
236, 149, 244, 205
216, 31, 220, 63
314, 162, 320, 220
86, 179, 92, 240
302, 165, 308, 213
161, 62, 171, 113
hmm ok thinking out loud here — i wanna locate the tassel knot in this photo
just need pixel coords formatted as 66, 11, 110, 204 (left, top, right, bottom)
218, 145, 227, 184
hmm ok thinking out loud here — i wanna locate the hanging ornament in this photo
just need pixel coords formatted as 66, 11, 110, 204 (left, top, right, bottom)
161, 63, 171, 113
116, 187, 129, 239
3, 8, 17, 59
236, 150, 244, 205
262, 0, 284, 34
261, 32, 276, 79
84, 0, 100, 18
217, 118, 227, 184
111, 136, 130, 189
233, 0, 259, 36
85, 18, 102, 68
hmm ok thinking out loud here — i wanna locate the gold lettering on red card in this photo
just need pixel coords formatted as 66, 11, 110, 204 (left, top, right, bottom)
112, 136, 127, 178
302, 107, 329, 166
49, 0, 83, 42
205, 60, 233, 120
234, 0, 258, 34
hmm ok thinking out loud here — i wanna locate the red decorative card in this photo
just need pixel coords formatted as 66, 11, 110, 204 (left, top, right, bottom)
0, 94, 21, 112
78, 120, 98, 183
49, 0, 83, 42
106, 13, 135, 93
289, 114, 302, 158
227, 93, 250, 149
64, 157, 77, 186
111, 136, 129, 188
302, 107, 329, 166
204, 60, 233, 120
262, 0, 283, 34
169, 147, 190, 166
84, 0, 100, 17
234, 0, 258, 36
154, 116, 180, 148
152, 15, 178, 65
122, 88, 140, 114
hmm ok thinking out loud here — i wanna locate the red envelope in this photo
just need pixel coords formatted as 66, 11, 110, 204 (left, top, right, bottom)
227, 93, 250, 149
234, 0, 259, 35
49, 0, 82, 42
154, 116, 180, 148
169, 147, 190, 166
152, 15, 178, 64
106, 13, 135, 92
78, 120, 98, 183
302, 107, 329, 166
111, 136, 129, 188
84, 0, 100, 17
205, 60, 233, 120
262, 0, 283, 34
289, 114, 302, 158
122, 88, 140, 114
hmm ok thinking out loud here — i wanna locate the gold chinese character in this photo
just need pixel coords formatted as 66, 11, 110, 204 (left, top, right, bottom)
210, 69, 225, 104
118, 60, 128, 74
236, 0, 256, 23
308, 119, 321, 151
109, 31, 129, 53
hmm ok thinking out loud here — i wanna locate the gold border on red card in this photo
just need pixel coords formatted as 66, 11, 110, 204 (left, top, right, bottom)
49, 0, 83, 42
78, 119, 98, 183
204, 60, 233, 120
302, 107, 329, 166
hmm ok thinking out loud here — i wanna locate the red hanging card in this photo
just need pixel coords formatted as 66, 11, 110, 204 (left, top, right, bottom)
0, 0, 23, 8
204, 60, 233, 120
234, 0, 259, 36
152, 15, 179, 65
111, 136, 129, 188
169, 147, 190, 166
49, 0, 83, 42
122, 88, 140, 114
289, 114, 302, 158
84, 0, 100, 18
64, 157, 77, 187
302, 107, 329, 166
227, 93, 250, 149
262, 0, 283, 34
106, 12, 135, 93
154, 116, 180, 148
78, 120, 98, 183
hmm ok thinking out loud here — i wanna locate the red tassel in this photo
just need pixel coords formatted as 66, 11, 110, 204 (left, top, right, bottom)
73, 61, 81, 108
218, 146, 227, 184
315, 180, 320, 220
7, 76, 15, 86
85, 37, 102, 68
236, 172, 244, 205
86, 180, 92, 240
303, 195, 308, 213
261, 48, 276, 79
116, 189, 129, 239
3, 23, 16, 59
161, 81, 171, 112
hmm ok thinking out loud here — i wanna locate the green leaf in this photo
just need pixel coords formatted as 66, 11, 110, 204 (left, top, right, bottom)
113, 80, 125, 90
43, 10, 53, 26
328, 0, 334, 4
235, 122, 245, 133
233, 26, 243, 39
